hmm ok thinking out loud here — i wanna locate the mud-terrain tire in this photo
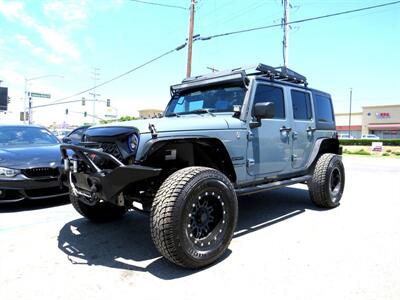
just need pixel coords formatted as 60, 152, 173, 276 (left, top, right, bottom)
70, 195, 127, 222
150, 167, 238, 269
308, 153, 345, 208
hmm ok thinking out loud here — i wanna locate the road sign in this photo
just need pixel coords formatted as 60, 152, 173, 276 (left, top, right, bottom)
29, 92, 51, 98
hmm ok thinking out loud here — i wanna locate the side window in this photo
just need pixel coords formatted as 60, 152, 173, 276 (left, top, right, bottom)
69, 129, 84, 140
314, 95, 334, 123
253, 84, 285, 119
291, 90, 312, 120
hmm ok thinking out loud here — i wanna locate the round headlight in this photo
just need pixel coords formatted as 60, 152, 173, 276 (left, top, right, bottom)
129, 134, 139, 152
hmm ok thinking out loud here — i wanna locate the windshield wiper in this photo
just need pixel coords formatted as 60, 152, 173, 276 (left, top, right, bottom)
165, 112, 181, 118
190, 108, 215, 117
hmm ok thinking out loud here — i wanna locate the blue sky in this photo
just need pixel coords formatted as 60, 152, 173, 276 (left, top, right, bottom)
0, 0, 399, 125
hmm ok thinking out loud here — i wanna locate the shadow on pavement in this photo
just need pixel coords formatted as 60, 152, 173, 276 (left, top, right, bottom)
57, 186, 321, 280
0, 196, 70, 213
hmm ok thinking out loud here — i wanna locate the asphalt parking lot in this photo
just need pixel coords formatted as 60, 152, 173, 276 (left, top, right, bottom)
1, 156, 399, 300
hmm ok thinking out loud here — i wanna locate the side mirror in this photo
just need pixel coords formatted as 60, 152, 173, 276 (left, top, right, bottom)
62, 137, 72, 144
254, 102, 275, 120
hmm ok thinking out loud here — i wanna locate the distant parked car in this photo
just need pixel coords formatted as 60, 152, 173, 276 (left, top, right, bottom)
361, 134, 380, 140
338, 133, 354, 139
0, 125, 68, 203
62, 125, 90, 145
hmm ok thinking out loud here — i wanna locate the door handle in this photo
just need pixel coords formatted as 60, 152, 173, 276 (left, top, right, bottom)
306, 126, 317, 133
280, 126, 292, 132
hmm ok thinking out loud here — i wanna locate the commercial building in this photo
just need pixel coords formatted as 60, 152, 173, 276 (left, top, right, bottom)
138, 109, 163, 119
335, 104, 400, 139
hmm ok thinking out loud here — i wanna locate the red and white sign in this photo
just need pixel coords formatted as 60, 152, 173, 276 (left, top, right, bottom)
376, 112, 390, 119
371, 142, 383, 152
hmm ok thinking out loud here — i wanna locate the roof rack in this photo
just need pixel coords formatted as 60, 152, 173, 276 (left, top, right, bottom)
175, 63, 307, 91
253, 63, 308, 86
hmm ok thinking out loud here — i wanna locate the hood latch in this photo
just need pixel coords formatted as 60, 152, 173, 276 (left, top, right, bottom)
149, 123, 158, 139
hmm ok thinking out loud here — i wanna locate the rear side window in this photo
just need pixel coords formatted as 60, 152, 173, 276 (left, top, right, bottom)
253, 84, 285, 119
314, 95, 334, 123
291, 90, 312, 120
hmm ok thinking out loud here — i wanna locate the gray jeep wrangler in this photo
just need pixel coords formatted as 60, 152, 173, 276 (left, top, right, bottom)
61, 64, 345, 269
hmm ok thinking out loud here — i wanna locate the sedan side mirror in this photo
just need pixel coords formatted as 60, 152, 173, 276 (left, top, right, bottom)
62, 137, 72, 144
254, 102, 275, 120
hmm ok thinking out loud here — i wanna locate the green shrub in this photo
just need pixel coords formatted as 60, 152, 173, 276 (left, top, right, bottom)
352, 149, 370, 155
386, 149, 392, 153
394, 152, 400, 156
339, 139, 400, 146
382, 152, 390, 157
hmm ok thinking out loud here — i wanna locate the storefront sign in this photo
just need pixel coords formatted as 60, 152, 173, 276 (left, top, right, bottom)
375, 112, 390, 119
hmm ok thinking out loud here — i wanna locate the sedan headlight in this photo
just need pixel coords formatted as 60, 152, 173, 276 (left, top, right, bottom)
0, 167, 20, 178
128, 134, 139, 153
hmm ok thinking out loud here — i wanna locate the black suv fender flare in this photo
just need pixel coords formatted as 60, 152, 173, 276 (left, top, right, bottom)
138, 135, 237, 182
306, 137, 341, 171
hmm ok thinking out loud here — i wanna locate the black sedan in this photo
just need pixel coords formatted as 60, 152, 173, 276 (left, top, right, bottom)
0, 125, 68, 203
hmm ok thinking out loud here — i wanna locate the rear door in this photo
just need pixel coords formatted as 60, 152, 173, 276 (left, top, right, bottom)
290, 89, 315, 169
246, 82, 292, 176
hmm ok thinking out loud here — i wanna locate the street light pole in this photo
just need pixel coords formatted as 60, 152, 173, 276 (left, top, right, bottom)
348, 88, 353, 138
24, 79, 27, 124
24, 74, 63, 124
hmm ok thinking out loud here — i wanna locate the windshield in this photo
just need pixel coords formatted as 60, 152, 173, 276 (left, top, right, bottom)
0, 126, 59, 147
165, 85, 245, 116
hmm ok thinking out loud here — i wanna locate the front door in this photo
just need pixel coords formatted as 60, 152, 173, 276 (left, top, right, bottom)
290, 89, 315, 169
247, 83, 291, 177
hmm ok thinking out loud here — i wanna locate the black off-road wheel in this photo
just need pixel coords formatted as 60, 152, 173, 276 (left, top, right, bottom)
150, 167, 238, 269
308, 153, 345, 208
70, 194, 127, 222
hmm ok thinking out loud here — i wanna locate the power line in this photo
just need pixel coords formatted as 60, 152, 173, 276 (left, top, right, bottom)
49, 1, 399, 106
200, 0, 400, 40
129, 0, 188, 10
51, 43, 187, 104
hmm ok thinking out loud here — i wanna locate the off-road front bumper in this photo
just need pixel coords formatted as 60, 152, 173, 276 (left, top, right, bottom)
60, 144, 161, 206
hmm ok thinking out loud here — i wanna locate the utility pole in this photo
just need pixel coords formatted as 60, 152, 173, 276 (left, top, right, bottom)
348, 88, 353, 138
186, 0, 196, 78
89, 67, 100, 124
282, 0, 290, 69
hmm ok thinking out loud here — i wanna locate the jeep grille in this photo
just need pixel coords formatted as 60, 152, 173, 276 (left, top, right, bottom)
100, 142, 123, 161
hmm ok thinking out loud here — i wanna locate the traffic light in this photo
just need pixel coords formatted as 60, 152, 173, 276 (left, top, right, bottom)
107, 99, 110, 107
82, 97, 85, 106
65, 109, 68, 115
84, 112, 87, 117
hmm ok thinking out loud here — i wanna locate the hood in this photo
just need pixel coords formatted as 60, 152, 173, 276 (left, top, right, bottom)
0, 144, 62, 169
91, 114, 245, 134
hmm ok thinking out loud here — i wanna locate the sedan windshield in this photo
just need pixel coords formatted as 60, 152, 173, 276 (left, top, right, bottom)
165, 86, 245, 116
0, 126, 59, 147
